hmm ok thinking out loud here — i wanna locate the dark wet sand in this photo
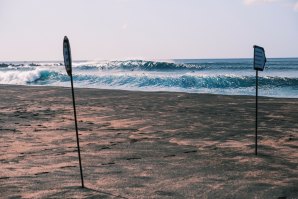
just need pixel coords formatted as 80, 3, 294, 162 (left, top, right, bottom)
0, 85, 297, 198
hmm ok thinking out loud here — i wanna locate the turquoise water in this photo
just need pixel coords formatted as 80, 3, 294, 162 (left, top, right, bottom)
0, 58, 297, 98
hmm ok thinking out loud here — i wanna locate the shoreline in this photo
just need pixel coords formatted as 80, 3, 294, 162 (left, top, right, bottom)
0, 84, 297, 198
3, 84, 298, 100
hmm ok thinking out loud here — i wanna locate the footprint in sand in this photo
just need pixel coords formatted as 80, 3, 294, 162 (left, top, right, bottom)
163, 154, 176, 158
155, 191, 175, 197
60, 165, 76, 169
129, 139, 138, 143
183, 150, 197, 154
126, 157, 142, 160
110, 142, 117, 146
162, 150, 197, 158
0, 177, 10, 180
34, 172, 50, 176
101, 162, 115, 166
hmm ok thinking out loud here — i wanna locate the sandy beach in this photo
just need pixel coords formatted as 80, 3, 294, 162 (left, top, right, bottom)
0, 84, 297, 198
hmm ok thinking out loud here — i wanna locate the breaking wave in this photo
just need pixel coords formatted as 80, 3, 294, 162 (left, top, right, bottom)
0, 59, 297, 97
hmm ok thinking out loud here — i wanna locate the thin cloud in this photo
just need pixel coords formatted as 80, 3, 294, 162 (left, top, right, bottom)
294, 2, 298, 11
244, 0, 298, 12
244, 0, 279, 5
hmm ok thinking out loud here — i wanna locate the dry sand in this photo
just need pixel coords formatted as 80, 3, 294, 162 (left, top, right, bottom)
0, 85, 297, 198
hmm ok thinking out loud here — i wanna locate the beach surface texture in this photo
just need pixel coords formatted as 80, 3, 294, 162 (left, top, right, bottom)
0, 85, 297, 198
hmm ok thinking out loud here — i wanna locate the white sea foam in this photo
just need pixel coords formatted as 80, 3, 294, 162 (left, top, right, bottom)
0, 68, 44, 85
0, 59, 297, 97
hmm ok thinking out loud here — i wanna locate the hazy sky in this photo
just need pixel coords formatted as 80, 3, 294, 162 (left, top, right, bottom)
0, 0, 297, 61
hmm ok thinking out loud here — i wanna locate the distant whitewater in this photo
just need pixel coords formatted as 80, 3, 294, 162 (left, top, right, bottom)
0, 59, 297, 98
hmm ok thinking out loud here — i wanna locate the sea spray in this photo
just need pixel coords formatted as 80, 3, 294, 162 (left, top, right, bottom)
0, 59, 297, 97
0, 68, 47, 84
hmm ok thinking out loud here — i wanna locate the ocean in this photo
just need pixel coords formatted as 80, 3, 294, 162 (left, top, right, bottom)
0, 58, 297, 98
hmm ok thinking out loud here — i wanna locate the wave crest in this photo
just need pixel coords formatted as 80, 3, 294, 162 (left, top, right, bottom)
75, 60, 205, 71
0, 69, 50, 85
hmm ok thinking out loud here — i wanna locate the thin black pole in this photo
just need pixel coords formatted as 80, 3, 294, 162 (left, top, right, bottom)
70, 74, 84, 188
255, 70, 258, 156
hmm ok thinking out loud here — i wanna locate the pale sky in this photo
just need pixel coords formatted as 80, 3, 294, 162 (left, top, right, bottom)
0, 0, 297, 61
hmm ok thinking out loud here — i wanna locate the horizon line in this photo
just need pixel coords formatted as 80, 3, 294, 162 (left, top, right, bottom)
1, 57, 298, 63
